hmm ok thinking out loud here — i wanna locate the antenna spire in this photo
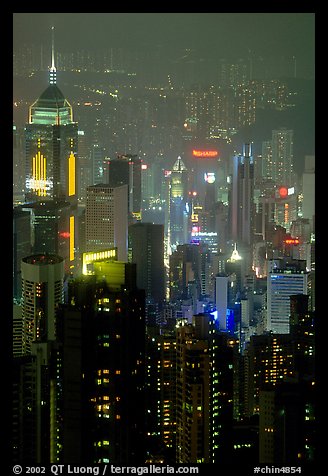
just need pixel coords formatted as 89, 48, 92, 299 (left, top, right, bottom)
49, 26, 57, 85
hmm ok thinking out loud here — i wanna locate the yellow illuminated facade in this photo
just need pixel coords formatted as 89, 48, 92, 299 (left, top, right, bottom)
68, 152, 76, 196
82, 248, 117, 275
69, 216, 75, 262
32, 150, 47, 197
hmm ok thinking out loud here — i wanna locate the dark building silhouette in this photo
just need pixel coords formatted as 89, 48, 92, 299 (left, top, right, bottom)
13, 207, 32, 301
19, 201, 73, 275
129, 222, 165, 315
55, 263, 146, 464
107, 154, 142, 221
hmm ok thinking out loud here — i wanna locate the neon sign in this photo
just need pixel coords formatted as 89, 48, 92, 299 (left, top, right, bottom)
284, 239, 300, 245
192, 149, 218, 158
278, 187, 288, 198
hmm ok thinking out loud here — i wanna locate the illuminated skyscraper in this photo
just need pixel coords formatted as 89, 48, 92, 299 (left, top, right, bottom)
267, 258, 308, 334
25, 30, 78, 203
91, 143, 107, 185
230, 143, 255, 249
168, 156, 189, 251
23, 28, 78, 274
85, 183, 128, 261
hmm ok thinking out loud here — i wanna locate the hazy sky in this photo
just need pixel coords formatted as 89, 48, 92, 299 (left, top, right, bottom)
13, 12, 315, 77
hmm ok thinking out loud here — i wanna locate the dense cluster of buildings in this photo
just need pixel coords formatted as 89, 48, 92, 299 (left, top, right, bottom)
12, 40, 316, 467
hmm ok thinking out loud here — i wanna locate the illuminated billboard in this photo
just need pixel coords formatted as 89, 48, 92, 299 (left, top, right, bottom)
204, 172, 216, 183
82, 248, 117, 275
192, 149, 218, 158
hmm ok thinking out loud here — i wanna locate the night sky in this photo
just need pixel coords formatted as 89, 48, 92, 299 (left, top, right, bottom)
13, 12, 315, 79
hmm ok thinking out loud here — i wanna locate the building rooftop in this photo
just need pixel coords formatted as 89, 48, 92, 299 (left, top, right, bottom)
22, 254, 64, 265
33, 84, 69, 109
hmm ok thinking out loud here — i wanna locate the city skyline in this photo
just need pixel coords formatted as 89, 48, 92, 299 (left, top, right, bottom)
13, 13, 315, 79
10, 11, 318, 471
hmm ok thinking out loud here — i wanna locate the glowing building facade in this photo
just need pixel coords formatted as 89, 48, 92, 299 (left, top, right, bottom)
25, 82, 78, 203
85, 184, 128, 262
23, 33, 78, 274
267, 258, 308, 334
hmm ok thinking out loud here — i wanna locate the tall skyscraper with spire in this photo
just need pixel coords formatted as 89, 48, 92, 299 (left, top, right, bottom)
25, 27, 78, 203
22, 28, 79, 275
168, 156, 189, 251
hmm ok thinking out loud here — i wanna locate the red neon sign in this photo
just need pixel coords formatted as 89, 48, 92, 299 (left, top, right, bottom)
192, 149, 218, 158
59, 231, 70, 238
284, 239, 300, 245
279, 187, 288, 198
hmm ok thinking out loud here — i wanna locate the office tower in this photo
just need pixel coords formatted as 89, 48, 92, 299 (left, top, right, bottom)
168, 156, 189, 251
215, 274, 229, 331
225, 244, 244, 300
107, 154, 142, 220
25, 39, 78, 204
23, 32, 78, 273
19, 254, 65, 355
214, 201, 229, 254
267, 258, 308, 334
77, 129, 92, 203
176, 314, 234, 463
271, 128, 295, 187
187, 147, 220, 205
13, 253, 65, 462
203, 172, 217, 232
301, 155, 315, 232
13, 207, 32, 301
90, 143, 107, 185
129, 222, 165, 311
19, 200, 74, 275
230, 143, 255, 254
169, 244, 201, 302
140, 157, 166, 202
85, 184, 128, 261
55, 262, 146, 464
